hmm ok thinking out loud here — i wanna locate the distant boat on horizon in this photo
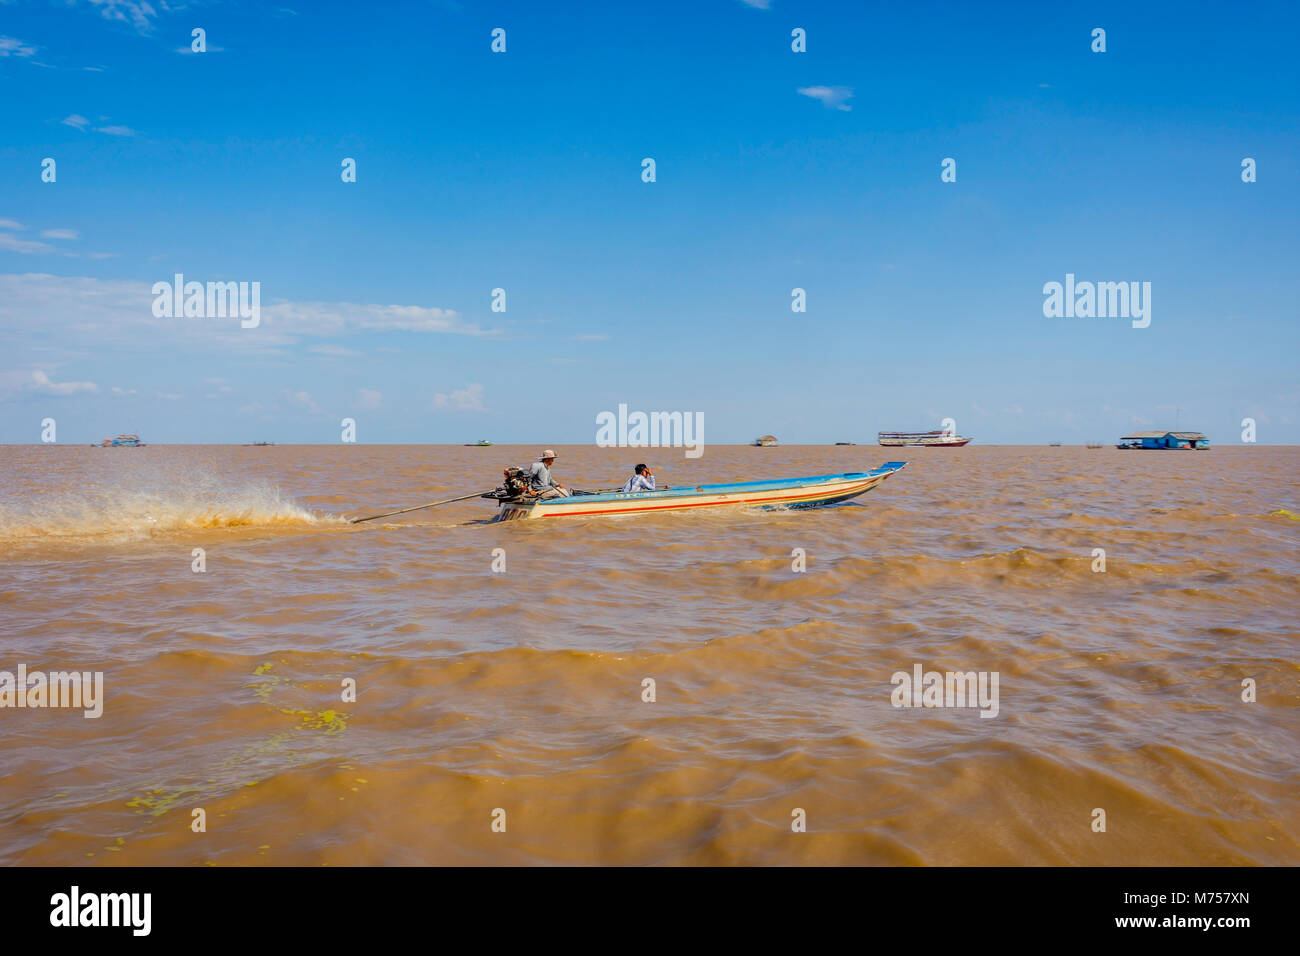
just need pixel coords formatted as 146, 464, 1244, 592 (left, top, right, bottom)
751, 435, 778, 446
95, 434, 143, 447
878, 430, 971, 447
464, 439, 493, 446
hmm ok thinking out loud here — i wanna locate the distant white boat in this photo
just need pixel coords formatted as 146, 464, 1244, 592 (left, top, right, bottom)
878, 430, 970, 447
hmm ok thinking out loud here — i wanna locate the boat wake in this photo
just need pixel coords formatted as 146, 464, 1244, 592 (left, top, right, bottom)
0, 477, 341, 544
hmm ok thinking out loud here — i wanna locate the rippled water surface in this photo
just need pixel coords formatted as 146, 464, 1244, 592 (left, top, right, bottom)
1, 444, 1296, 865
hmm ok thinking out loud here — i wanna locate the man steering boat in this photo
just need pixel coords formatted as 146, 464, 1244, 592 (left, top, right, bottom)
527, 449, 569, 499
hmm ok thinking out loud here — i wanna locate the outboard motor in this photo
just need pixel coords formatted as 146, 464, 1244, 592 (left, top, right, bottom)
483, 466, 532, 501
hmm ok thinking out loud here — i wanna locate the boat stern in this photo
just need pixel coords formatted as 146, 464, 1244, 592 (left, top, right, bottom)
493, 500, 543, 521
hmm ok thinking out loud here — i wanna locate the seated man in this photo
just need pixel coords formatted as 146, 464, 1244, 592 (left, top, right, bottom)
621, 463, 659, 493
528, 449, 569, 499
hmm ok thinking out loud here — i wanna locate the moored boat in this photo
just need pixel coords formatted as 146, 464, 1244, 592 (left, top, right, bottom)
486, 461, 907, 521
878, 430, 970, 447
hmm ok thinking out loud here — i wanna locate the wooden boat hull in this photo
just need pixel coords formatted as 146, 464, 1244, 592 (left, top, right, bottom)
493, 462, 907, 521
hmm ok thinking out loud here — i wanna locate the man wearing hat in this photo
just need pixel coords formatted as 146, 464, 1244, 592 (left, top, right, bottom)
528, 449, 569, 499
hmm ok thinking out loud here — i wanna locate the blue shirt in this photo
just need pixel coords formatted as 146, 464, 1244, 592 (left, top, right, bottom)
621, 473, 656, 493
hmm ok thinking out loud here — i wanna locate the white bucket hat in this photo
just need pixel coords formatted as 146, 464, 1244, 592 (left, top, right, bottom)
537, 449, 557, 461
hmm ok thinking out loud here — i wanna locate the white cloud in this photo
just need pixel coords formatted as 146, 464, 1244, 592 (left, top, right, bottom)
0, 274, 495, 361
433, 383, 486, 412
0, 368, 99, 397
41, 229, 80, 240
60, 114, 137, 136
34, 370, 98, 394
738, 0, 771, 8
155, 391, 182, 400
797, 85, 854, 111
569, 334, 609, 341
308, 343, 362, 357
0, 36, 36, 58
0, 234, 54, 254
111, 386, 137, 395
357, 388, 382, 410
0, 219, 24, 231
85, 0, 161, 33
285, 390, 322, 414
270, 300, 490, 336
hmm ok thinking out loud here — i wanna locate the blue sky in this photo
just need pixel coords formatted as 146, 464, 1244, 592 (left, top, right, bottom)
1, 0, 1297, 444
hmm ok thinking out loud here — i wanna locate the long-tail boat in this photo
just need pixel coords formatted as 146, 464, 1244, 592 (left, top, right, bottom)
484, 461, 907, 522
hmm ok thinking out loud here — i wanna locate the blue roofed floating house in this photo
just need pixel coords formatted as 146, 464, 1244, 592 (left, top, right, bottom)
1117, 430, 1209, 450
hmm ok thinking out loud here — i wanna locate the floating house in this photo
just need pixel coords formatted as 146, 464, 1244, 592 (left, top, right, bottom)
1117, 430, 1209, 450
99, 434, 142, 447
752, 435, 778, 446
